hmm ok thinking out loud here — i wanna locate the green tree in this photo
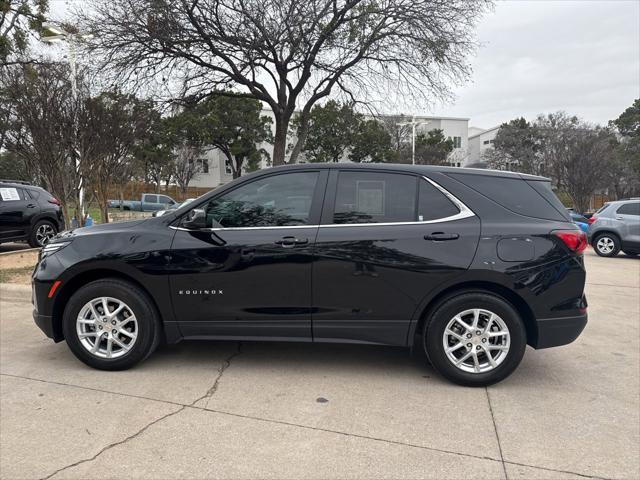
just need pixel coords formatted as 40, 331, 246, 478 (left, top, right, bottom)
414, 129, 454, 165
193, 95, 273, 179
485, 118, 542, 174
297, 101, 361, 163
0, 0, 48, 66
609, 99, 640, 198
0, 150, 30, 180
349, 119, 393, 163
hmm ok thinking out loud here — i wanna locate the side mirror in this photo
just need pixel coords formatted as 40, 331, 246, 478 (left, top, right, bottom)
183, 208, 207, 229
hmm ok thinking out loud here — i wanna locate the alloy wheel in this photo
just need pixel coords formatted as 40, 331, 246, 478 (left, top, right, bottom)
596, 237, 615, 255
76, 297, 138, 359
36, 224, 56, 246
442, 309, 511, 374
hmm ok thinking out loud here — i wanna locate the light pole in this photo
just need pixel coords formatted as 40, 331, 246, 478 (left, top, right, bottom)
41, 22, 92, 225
396, 116, 430, 165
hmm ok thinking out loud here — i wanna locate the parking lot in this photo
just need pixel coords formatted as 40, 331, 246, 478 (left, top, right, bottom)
0, 249, 638, 480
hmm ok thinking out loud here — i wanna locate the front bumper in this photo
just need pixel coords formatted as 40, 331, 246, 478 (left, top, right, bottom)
33, 309, 61, 341
533, 313, 588, 349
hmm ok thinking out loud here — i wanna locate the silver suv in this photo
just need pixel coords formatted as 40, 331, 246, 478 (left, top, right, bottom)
588, 199, 640, 257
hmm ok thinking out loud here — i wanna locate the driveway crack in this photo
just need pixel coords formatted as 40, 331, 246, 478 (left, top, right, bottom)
485, 386, 508, 480
40, 342, 242, 480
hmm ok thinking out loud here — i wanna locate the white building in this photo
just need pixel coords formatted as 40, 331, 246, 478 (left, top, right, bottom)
190, 109, 475, 188
467, 125, 500, 166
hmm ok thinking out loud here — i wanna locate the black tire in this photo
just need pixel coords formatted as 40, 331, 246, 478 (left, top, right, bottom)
623, 250, 639, 257
62, 279, 160, 370
424, 292, 527, 387
28, 219, 57, 248
592, 233, 621, 257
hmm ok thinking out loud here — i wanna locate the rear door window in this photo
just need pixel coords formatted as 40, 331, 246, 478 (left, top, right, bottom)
418, 179, 459, 221
145, 195, 158, 204
333, 171, 416, 224
617, 203, 640, 216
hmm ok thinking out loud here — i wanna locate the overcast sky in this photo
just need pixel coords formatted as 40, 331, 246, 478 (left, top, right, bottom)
440, 0, 640, 129
51, 0, 639, 129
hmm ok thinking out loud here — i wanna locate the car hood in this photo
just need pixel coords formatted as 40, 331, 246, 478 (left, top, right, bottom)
55, 219, 148, 240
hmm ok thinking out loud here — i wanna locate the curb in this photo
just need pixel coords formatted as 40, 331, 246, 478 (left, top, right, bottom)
0, 283, 31, 303
0, 247, 40, 257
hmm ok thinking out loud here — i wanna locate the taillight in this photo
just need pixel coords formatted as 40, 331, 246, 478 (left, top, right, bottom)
553, 230, 587, 254
48, 198, 60, 205
587, 215, 597, 225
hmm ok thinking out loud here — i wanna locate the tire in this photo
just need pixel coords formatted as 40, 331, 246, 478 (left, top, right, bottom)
424, 292, 527, 387
593, 233, 621, 257
623, 250, 639, 257
28, 219, 57, 248
62, 279, 160, 370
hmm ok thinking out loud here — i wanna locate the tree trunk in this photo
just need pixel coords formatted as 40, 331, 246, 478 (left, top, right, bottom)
272, 113, 289, 166
289, 110, 311, 164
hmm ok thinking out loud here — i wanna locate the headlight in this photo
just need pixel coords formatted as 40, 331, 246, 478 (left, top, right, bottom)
42, 241, 71, 257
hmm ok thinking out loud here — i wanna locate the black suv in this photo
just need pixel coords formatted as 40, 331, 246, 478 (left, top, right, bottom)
0, 180, 65, 247
32, 165, 588, 386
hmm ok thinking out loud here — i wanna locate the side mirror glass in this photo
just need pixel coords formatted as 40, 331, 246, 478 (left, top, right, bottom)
183, 208, 207, 229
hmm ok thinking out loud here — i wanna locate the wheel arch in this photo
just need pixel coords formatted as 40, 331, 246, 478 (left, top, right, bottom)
409, 281, 537, 348
591, 230, 620, 244
51, 269, 174, 343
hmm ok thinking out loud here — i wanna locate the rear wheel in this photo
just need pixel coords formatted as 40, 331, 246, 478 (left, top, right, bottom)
62, 279, 160, 370
593, 233, 620, 257
424, 292, 527, 387
29, 220, 57, 247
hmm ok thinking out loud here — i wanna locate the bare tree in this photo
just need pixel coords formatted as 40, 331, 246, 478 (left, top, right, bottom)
380, 114, 412, 162
77, 0, 490, 165
172, 144, 203, 194
1, 62, 77, 228
0, 0, 48, 66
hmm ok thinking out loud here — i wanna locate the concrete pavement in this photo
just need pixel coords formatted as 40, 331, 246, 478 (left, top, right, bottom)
0, 249, 638, 479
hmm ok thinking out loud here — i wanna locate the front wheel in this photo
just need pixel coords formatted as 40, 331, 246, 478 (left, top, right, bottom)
424, 292, 527, 387
62, 279, 160, 370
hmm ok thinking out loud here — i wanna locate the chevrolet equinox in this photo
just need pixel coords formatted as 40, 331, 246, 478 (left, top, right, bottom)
32, 164, 588, 386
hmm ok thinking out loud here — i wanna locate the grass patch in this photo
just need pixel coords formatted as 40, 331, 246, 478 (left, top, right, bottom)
0, 265, 34, 284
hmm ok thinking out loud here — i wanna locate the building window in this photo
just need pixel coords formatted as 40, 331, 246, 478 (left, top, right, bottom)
489, 139, 495, 145
483, 140, 490, 145
450, 136, 462, 148
200, 159, 209, 174
224, 159, 233, 175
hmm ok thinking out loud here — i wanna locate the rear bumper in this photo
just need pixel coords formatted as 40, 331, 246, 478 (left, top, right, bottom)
532, 313, 588, 349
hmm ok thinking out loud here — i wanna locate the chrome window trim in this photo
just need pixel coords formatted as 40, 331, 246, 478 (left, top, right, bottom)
171, 175, 475, 232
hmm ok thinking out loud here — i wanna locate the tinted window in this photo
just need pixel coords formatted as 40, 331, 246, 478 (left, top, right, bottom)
450, 174, 568, 221
333, 172, 416, 224
617, 203, 640, 216
158, 196, 171, 204
145, 195, 158, 203
0, 186, 28, 201
204, 172, 318, 227
418, 180, 459, 220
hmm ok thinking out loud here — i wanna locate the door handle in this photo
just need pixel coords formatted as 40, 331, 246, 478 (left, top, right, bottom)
26, 204, 36, 208
275, 236, 309, 247
424, 232, 460, 241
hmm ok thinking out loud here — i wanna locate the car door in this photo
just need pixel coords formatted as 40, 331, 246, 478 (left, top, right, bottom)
169, 170, 327, 340
312, 170, 480, 346
616, 202, 640, 247
0, 187, 40, 241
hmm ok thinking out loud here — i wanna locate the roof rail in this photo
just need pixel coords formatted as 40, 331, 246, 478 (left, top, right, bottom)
0, 179, 31, 185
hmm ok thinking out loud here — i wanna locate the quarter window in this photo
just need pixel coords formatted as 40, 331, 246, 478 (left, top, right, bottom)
203, 172, 319, 228
333, 172, 416, 224
158, 196, 172, 204
418, 180, 460, 221
617, 203, 640, 216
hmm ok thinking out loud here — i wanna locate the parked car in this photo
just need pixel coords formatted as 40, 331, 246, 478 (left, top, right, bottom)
0, 180, 65, 247
568, 211, 589, 233
32, 164, 588, 386
153, 198, 195, 217
107, 193, 177, 212
588, 199, 640, 257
